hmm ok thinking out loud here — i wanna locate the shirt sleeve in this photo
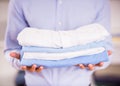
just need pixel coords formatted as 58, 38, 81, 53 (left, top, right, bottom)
5, 50, 21, 70
4, 0, 28, 52
4, 0, 28, 69
94, 0, 113, 51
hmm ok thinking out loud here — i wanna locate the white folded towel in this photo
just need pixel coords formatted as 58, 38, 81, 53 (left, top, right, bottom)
17, 23, 110, 48
23, 47, 105, 60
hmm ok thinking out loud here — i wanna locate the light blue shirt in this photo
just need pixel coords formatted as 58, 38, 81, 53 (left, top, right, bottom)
4, 0, 112, 86
5, 0, 112, 52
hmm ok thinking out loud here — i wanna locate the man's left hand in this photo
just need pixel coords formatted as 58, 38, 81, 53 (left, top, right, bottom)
77, 50, 112, 70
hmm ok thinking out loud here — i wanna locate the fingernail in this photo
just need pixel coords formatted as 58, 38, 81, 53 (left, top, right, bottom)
79, 64, 82, 66
33, 65, 37, 68
99, 62, 104, 66
88, 64, 92, 67
88, 64, 94, 70
79, 64, 85, 69
40, 66, 44, 69
108, 51, 112, 56
10, 52, 16, 57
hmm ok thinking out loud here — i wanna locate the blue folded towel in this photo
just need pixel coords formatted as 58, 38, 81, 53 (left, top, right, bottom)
20, 50, 108, 68
20, 41, 109, 68
21, 40, 108, 53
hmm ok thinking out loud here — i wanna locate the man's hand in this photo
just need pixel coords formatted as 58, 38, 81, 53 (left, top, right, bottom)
77, 50, 112, 70
10, 52, 44, 72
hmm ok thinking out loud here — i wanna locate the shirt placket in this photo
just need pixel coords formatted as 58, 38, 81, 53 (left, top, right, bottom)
55, 0, 63, 48
56, 0, 63, 30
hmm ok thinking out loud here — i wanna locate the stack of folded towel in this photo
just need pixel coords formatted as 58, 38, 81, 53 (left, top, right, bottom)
17, 23, 110, 67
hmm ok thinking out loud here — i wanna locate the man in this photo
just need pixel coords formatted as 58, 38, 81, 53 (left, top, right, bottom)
4, 0, 112, 86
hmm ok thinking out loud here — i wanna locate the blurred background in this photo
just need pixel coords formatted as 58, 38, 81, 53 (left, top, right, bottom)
0, 0, 120, 86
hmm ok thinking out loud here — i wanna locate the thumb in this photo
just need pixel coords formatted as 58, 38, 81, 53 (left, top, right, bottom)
10, 52, 20, 59
107, 50, 112, 56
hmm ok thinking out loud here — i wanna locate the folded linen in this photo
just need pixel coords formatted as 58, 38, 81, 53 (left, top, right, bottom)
20, 50, 108, 67
22, 47, 105, 60
18, 23, 110, 67
17, 23, 110, 48
21, 40, 108, 53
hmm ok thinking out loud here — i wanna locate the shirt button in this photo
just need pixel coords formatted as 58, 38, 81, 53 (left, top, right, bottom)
58, 22, 62, 26
59, 0, 62, 4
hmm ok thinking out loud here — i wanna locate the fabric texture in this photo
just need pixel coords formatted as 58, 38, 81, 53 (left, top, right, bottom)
22, 47, 105, 60
21, 50, 108, 67
18, 24, 110, 67
20, 43, 109, 67
17, 23, 110, 48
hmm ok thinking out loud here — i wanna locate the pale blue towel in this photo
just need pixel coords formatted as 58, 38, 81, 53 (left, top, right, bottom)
20, 41, 109, 67
20, 50, 108, 68
21, 40, 108, 53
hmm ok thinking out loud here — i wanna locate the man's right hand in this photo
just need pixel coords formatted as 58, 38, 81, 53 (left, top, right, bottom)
10, 52, 44, 72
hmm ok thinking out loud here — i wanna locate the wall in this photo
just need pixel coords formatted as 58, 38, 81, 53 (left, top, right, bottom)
111, 0, 120, 35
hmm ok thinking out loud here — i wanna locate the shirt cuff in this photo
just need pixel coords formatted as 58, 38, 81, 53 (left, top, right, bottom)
5, 50, 21, 70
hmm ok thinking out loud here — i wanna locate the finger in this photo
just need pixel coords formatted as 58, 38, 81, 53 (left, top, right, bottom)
95, 62, 104, 67
88, 64, 94, 70
28, 65, 37, 72
107, 50, 112, 56
21, 66, 27, 71
36, 66, 44, 72
10, 52, 20, 59
78, 64, 85, 69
